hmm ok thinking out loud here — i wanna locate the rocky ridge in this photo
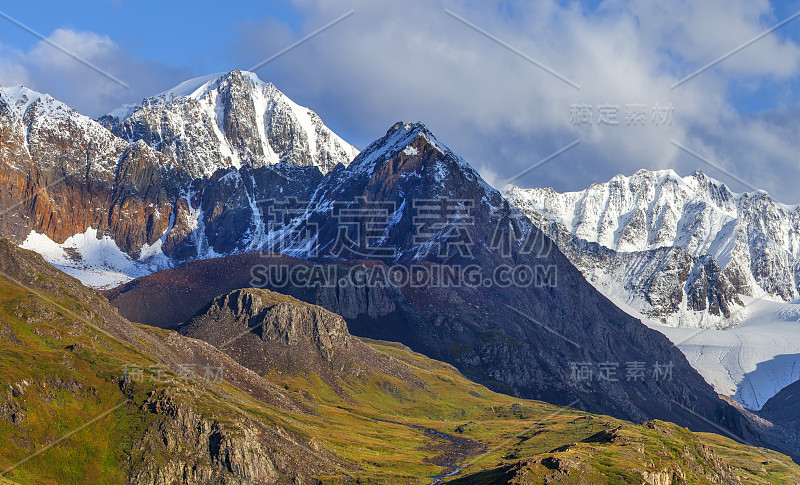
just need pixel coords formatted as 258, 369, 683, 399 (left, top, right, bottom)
100, 69, 358, 177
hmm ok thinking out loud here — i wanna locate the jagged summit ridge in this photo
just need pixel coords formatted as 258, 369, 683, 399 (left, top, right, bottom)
0, 85, 75, 120
503, 168, 800, 264
349, 121, 443, 175
102, 69, 358, 177
344, 120, 495, 197
0, 85, 125, 174
107, 70, 275, 118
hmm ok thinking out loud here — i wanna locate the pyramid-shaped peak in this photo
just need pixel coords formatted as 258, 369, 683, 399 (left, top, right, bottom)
348, 121, 447, 175
144, 69, 275, 104
383, 121, 443, 153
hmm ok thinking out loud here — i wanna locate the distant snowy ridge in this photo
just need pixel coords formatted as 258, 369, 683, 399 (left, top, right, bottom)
503, 169, 800, 409
503, 169, 800, 328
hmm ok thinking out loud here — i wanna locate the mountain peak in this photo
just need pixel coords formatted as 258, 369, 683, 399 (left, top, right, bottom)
106, 70, 274, 119
349, 120, 445, 176
0, 85, 75, 120
685, 169, 781, 204
385, 120, 432, 137
154, 69, 276, 104
102, 70, 358, 176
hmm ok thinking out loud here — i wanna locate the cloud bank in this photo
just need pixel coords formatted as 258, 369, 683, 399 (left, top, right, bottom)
235, 0, 800, 202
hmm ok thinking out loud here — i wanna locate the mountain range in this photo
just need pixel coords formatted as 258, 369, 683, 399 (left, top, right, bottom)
1, 70, 799, 479
1, 70, 356, 287
502, 169, 800, 329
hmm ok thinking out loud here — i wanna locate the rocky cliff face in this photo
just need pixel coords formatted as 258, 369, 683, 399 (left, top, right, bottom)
540, 224, 745, 328
759, 379, 800, 453
103, 253, 401, 328
503, 170, 800, 328
177, 287, 418, 392
180, 288, 355, 362
127, 388, 329, 485
0, 85, 168, 254
265, 121, 522, 263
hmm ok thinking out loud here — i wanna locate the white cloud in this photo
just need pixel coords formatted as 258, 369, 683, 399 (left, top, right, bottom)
0, 42, 30, 87
626, 0, 800, 79
232, 0, 800, 202
0, 28, 191, 117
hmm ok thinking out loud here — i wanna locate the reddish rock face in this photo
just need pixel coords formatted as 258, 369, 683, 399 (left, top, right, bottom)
0, 74, 345, 261
0, 94, 185, 256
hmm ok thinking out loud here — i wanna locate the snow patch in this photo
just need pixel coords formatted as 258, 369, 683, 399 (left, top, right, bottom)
21, 228, 171, 289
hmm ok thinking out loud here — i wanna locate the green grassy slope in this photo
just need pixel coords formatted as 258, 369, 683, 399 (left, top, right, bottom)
0, 241, 797, 484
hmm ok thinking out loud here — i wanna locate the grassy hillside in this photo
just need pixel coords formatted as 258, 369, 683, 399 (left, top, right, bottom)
298, 340, 800, 484
0, 241, 797, 484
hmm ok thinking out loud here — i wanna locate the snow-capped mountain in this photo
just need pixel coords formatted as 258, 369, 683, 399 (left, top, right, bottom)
0, 72, 357, 287
0, 85, 130, 176
503, 169, 800, 329
265, 121, 513, 262
100, 70, 358, 177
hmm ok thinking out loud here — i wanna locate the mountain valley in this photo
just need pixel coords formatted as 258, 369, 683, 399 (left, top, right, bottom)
0, 69, 799, 483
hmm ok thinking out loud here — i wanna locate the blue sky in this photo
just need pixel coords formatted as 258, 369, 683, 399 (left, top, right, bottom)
1, 0, 800, 202
0, 1, 304, 73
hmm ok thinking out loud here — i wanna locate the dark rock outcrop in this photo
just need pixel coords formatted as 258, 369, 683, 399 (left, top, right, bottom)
759, 379, 800, 454
176, 287, 418, 391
